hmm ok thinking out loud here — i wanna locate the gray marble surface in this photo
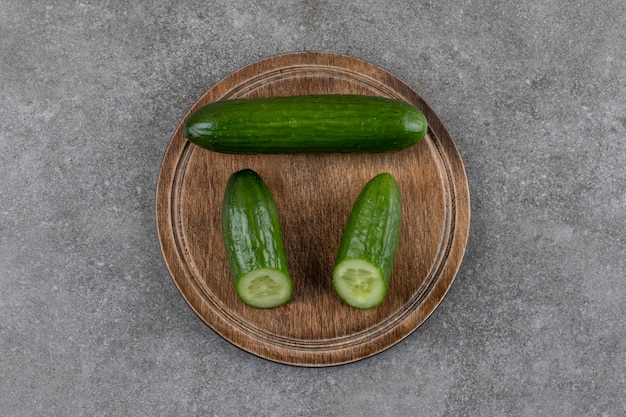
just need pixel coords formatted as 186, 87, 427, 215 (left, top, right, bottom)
2, 1, 625, 416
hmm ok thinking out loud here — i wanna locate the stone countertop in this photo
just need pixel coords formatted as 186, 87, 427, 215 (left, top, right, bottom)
1, 1, 624, 416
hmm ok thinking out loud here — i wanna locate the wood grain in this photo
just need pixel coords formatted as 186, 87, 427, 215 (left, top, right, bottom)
155, 52, 470, 366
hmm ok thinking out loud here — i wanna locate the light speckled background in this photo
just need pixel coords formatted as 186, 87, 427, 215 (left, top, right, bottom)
1, 1, 625, 416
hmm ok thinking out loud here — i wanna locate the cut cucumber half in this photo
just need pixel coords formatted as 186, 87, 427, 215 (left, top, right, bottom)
332, 173, 402, 309
236, 268, 293, 309
221, 169, 293, 309
332, 259, 386, 309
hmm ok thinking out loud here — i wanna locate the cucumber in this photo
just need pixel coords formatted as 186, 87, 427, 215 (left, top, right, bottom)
221, 169, 293, 308
184, 94, 427, 154
332, 173, 402, 309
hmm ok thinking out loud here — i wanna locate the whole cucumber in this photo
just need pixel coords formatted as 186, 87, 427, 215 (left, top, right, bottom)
184, 95, 427, 154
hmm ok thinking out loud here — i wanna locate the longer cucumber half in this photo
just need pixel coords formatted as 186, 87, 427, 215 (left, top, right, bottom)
184, 94, 427, 154
332, 173, 402, 309
221, 169, 293, 308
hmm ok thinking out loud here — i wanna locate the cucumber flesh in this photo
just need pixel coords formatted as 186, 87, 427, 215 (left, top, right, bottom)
332, 259, 386, 309
236, 268, 293, 309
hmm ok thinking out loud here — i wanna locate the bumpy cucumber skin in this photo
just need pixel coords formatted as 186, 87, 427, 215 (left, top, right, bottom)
333, 173, 402, 307
221, 169, 292, 307
184, 95, 427, 154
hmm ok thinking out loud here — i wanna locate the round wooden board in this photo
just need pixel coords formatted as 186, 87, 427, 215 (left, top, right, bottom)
156, 52, 470, 366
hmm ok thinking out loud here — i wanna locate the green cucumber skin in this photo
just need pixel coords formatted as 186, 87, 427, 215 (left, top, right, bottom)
221, 169, 290, 284
335, 173, 402, 286
184, 95, 427, 154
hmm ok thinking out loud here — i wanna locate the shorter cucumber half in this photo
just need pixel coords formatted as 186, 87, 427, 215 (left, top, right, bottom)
332, 173, 402, 309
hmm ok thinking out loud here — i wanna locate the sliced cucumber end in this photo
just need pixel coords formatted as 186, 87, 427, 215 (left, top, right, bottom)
332, 259, 386, 309
236, 268, 293, 309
